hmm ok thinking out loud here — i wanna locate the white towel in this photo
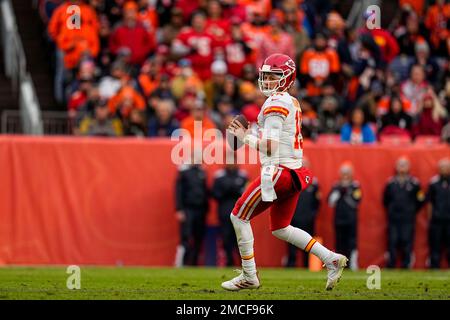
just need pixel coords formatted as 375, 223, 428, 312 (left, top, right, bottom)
261, 165, 277, 202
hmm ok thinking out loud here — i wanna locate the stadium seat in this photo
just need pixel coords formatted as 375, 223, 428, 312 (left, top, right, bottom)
379, 134, 412, 146
316, 134, 341, 145
414, 135, 441, 146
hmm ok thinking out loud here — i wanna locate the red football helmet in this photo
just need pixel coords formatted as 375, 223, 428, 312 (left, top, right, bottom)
258, 53, 296, 97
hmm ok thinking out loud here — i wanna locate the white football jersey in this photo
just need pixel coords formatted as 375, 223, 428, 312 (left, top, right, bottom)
256, 92, 303, 169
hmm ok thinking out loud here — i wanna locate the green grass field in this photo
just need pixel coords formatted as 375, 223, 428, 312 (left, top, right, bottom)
0, 267, 448, 300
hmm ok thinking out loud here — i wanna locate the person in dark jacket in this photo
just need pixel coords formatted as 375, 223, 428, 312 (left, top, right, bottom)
147, 99, 179, 137
426, 158, 450, 269
328, 162, 362, 270
379, 95, 413, 136
212, 163, 248, 266
287, 158, 320, 268
175, 158, 209, 266
383, 157, 425, 269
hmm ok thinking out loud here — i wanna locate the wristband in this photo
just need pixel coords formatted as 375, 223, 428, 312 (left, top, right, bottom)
243, 134, 259, 149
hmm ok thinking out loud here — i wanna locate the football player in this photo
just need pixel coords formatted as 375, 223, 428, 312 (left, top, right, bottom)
224, 53, 348, 291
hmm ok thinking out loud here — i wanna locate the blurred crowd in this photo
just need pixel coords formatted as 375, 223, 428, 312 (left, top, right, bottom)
38, 0, 450, 143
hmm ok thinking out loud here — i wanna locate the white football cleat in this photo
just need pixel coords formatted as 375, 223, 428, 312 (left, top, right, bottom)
324, 254, 348, 291
221, 270, 260, 291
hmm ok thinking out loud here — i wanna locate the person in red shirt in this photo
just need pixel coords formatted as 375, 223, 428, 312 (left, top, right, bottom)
109, 1, 155, 66
223, 18, 254, 78
172, 11, 217, 80
257, 12, 295, 68
414, 92, 448, 137
205, 0, 231, 44
365, 27, 400, 64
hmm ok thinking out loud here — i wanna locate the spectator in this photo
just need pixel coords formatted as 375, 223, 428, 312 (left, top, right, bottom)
283, 5, 310, 60
47, 0, 99, 103
170, 59, 204, 100
257, 12, 295, 68
55, 18, 100, 71
383, 157, 425, 268
414, 91, 448, 137
299, 98, 319, 140
172, 11, 216, 80
318, 96, 344, 134
400, 65, 429, 118
379, 94, 413, 137
364, 23, 400, 65
123, 109, 146, 137
424, 0, 450, 58
238, 81, 257, 111
48, 1, 99, 42
147, 99, 179, 137
410, 40, 439, 86
286, 158, 320, 268
98, 60, 130, 99
426, 158, 450, 269
109, 1, 155, 66
241, 91, 265, 124
78, 99, 123, 136
138, 58, 162, 98
223, 19, 254, 78
205, 0, 230, 43
150, 74, 174, 101
328, 162, 362, 270
174, 154, 209, 266
210, 96, 235, 132
108, 85, 146, 119
299, 31, 341, 97
136, 0, 159, 34
211, 163, 248, 266
396, 12, 426, 56
67, 60, 97, 117
160, 7, 184, 46
204, 60, 228, 109
180, 101, 216, 139
340, 108, 376, 144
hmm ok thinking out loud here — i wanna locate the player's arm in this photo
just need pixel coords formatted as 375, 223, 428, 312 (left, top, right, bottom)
228, 115, 282, 157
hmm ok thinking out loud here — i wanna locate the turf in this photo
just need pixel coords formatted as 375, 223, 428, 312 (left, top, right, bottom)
0, 267, 448, 300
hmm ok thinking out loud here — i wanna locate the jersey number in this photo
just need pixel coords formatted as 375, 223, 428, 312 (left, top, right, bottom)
293, 99, 302, 150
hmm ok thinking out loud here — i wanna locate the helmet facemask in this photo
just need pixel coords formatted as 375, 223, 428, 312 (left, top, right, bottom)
258, 68, 292, 97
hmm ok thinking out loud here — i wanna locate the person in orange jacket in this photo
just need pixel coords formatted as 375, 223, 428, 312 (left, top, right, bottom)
47, 0, 99, 42
108, 85, 146, 118
180, 101, 217, 139
48, 0, 99, 103
56, 24, 100, 70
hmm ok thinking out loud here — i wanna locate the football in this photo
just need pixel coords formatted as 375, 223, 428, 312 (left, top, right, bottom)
227, 114, 249, 151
